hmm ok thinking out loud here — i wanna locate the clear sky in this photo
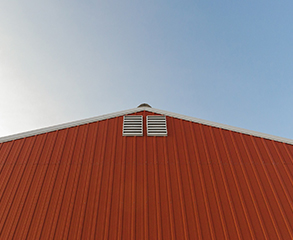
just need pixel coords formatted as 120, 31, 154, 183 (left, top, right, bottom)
1, 1, 293, 139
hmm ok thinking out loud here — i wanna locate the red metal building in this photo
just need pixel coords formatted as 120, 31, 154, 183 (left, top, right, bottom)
0, 104, 293, 239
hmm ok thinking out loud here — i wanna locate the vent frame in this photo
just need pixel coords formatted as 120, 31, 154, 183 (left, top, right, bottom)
147, 115, 167, 136
123, 115, 143, 136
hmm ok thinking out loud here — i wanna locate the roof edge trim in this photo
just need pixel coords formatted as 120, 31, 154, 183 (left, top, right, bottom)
151, 108, 293, 145
0, 107, 141, 143
0, 107, 292, 145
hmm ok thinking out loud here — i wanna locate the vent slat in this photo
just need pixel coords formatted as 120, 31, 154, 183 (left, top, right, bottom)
147, 115, 167, 136
123, 115, 143, 136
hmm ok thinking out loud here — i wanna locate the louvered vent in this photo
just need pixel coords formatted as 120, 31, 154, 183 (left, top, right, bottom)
123, 115, 143, 136
147, 115, 167, 136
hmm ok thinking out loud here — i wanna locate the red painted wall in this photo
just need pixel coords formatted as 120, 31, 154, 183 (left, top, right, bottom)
0, 111, 293, 239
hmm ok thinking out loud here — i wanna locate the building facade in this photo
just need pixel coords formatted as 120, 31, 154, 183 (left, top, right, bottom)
0, 105, 292, 239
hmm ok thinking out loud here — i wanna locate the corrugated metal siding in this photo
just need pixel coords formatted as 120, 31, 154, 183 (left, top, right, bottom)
0, 111, 293, 239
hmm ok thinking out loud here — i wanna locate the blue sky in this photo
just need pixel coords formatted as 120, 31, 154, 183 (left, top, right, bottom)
1, 1, 293, 139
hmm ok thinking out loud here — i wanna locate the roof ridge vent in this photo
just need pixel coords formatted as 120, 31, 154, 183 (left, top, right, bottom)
138, 103, 152, 108
123, 115, 143, 136
147, 115, 167, 136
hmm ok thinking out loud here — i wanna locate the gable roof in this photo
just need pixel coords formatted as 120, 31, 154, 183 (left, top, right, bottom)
1, 106, 293, 145
0, 107, 293, 239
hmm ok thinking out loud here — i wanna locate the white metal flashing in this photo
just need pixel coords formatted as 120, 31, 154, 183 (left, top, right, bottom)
0, 108, 141, 143
0, 107, 293, 145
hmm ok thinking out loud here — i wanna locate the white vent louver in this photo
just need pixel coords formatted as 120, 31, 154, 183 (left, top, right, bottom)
123, 115, 143, 136
147, 115, 167, 136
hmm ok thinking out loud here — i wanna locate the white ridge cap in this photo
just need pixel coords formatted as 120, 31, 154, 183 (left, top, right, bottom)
0, 107, 293, 145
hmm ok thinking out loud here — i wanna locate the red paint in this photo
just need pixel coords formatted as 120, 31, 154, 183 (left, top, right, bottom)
0, 110, 293, 239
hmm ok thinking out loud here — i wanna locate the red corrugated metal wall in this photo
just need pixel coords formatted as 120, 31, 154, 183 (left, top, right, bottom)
0, 110, 293, 239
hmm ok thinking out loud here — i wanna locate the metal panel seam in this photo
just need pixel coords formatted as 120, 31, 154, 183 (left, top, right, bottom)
170, 119, 190, 240
200, 125, 231, 239
219, 129, 256, 239
180, 120, 202, 239
240, 134, 280, 239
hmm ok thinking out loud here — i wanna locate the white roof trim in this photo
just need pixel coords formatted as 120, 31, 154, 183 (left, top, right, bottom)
0, 107, 293, 145
0, 108, 141, 143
